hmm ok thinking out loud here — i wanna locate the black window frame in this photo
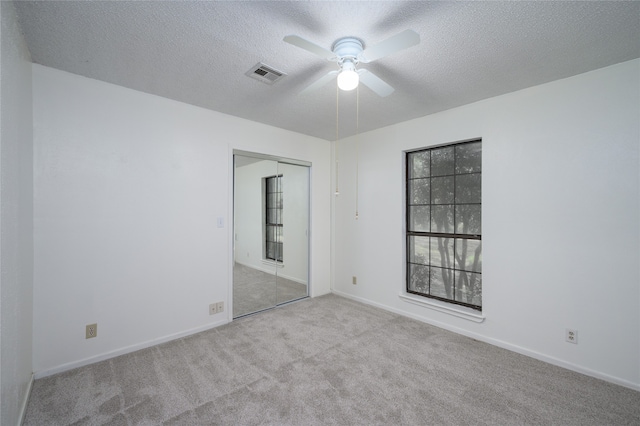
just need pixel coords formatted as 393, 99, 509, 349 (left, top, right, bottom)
265, 174, 283, 262
406, 139, 482, 311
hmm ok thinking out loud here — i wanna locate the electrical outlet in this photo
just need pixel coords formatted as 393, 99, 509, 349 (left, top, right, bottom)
216, 301, 224, 313
566, 329, 578, 344
209, 303, 217, 315
352, 276, 357, 285
86, 323, 97, 339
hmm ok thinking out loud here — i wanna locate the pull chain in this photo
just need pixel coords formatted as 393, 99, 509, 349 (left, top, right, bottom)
335, 83, 340, 196
355, 85, 359, 220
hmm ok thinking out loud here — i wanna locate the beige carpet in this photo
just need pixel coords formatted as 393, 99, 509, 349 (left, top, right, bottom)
24, 294, 640, 425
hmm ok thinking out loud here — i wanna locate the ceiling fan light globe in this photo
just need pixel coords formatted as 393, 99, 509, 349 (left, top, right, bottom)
337, 69, 359, 91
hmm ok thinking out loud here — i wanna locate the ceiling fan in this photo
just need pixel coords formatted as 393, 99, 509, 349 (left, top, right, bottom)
284, 29, 420, 97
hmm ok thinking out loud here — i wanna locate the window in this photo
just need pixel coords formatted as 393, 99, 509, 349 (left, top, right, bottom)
265, 175, 283, 262
406, 140, 482, 310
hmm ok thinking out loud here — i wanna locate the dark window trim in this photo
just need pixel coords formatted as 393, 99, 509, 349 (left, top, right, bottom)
265, 174, 283, 262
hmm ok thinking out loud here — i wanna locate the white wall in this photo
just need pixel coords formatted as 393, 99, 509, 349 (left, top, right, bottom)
32, 65, 331, 376
234, 160, 309, 283
0, 1, 34, 424
235, 160, 275, 269
332, 59, 640, 389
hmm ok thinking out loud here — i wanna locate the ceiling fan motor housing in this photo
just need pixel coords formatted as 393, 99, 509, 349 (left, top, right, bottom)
332, 37, 364, 63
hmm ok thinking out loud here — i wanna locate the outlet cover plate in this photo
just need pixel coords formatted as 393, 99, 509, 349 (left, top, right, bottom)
209, 303, 217, 315
566, 328, 578, 344
86, 323, 97, 339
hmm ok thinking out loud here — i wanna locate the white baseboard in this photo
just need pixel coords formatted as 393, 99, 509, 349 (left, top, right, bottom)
18, 373, 34, 426
34, 319, 228, 379
331, 289, 640, 392
235, 261, 307, 285
275, 273, 306, 285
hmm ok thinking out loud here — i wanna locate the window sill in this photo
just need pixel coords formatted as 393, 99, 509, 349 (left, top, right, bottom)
262, 259, 284, 268
398, 293, 485, 323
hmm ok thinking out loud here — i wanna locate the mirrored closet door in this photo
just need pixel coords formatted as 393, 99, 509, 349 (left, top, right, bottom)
233, 152, 310, 318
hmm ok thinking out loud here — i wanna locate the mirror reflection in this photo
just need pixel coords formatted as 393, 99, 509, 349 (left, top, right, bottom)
233, 155, 309, 317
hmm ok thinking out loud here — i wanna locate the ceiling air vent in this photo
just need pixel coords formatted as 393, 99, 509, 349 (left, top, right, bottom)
245, 63, 287, 85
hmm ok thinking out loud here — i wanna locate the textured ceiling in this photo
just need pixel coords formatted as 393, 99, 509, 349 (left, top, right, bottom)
14, 1, 640, 141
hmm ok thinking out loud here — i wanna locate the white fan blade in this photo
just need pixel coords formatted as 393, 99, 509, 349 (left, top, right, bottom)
359, 29, 420, 63
358, 69, 395, 97
284, 35, 335, 60
300, 70, 339, 94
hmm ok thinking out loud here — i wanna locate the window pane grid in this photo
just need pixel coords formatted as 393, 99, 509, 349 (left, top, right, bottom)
406, 236, 482, 307
406, 140, 481, 310
266, 175, 283, 262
